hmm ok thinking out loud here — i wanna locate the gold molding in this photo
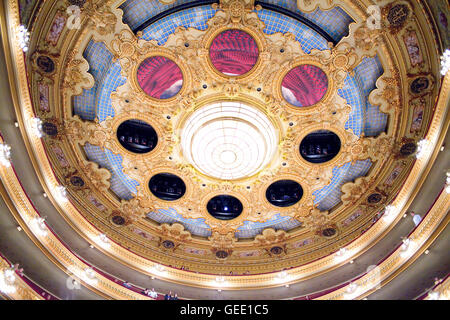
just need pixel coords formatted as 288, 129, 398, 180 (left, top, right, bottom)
1, 0, 448, 292
0, 257, 44, 300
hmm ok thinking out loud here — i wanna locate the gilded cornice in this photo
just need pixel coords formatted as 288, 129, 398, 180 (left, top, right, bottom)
318, 189, 449, 300
424, 277, 450, 300
56, 0, 401, 245
1, 0, 448, 290
0, 258, 44, 300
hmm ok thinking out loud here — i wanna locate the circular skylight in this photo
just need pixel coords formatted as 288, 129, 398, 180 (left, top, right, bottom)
181, 101, 278, 180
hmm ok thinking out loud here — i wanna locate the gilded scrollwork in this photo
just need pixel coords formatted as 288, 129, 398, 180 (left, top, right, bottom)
158, 223, 192, 243
64, 115, 114, 148
58, 0, 403, 240
371, 74, 402, 115
119, 198, 148, 224
339, 132, 394, 164
303, 208, 331, 233
296, 0, 335, 13
62, 54, 94, 95
209, 231, 237, 254
78, 160, 111, 193
22, 0, 439, 274
83, 0, 119, 37
341, 176, 375, 206
254, 228, 288, 246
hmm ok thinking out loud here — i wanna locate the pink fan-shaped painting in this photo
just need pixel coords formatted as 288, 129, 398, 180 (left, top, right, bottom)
209, 29, 259, 76
137, 56, 183, 99
281, 65, 328, 107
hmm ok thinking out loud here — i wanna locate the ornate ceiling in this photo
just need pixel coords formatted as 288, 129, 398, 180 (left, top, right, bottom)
0, 0, 448, 296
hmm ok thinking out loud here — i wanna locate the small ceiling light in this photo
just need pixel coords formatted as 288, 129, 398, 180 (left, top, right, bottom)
89, 244, 94, 249
346, 282, 358, 294
336, 248, 347, 257
14, 122, 19, 128
43, 192, 47, 198
440, 49, 450, 76
0, 267, 17, 294
285, 284, 290, 288
83, 267, 98, 285
153, 264, 166, 273
16, 226, 22, 232
424, 250, 430, 255
428, 290, 440, 300
32, 217, 48, 237
218, 289, 222, 292
416, 139, 430, 159
16, 25, 30, 53
382, 205, 396, 222
55, 185, 68, 202
400, 238, 415, 258
97, 233, 110, 249
30, 117, 44, 138
403, 213, 407, 218
334, 248, 349, 262
350, 260, 354, 264
0, 143, 12, 167
401, 238, 410, 250
445, 171, 450, 194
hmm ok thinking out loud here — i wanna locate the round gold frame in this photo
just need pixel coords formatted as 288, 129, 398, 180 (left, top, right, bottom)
205, 27, 263, 80
276, 58, 334, 112
131, 50, 189, 104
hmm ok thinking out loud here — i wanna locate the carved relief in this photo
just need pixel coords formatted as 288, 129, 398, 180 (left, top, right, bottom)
23, 0, 439, 273
341, 176, 375, 206
254, 228, 288, 246
158, 223, 192, 243
78, 160, 111, 193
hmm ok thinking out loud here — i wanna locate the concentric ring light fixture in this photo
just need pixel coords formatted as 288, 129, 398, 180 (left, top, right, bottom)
181, 102, 278, 180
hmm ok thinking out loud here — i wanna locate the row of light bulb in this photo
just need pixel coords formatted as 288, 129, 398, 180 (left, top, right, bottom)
0, 40, 447, 293
0, 267, 17, 294
441, 49, 450, 76
0, 143, 11, 167
17, 25, 30, 52
445, 171, 450, 194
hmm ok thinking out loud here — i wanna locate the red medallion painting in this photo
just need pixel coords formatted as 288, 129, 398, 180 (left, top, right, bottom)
137, 56, 183, 99
281, 65, 328, 107
209, 29, 259, 76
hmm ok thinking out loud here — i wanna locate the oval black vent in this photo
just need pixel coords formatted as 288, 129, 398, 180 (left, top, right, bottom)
266, 180, 303, 207
117, 119, 157, 154
299, 130, 341, 163
207, 195, 243, 220
149, 173, 186, 201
